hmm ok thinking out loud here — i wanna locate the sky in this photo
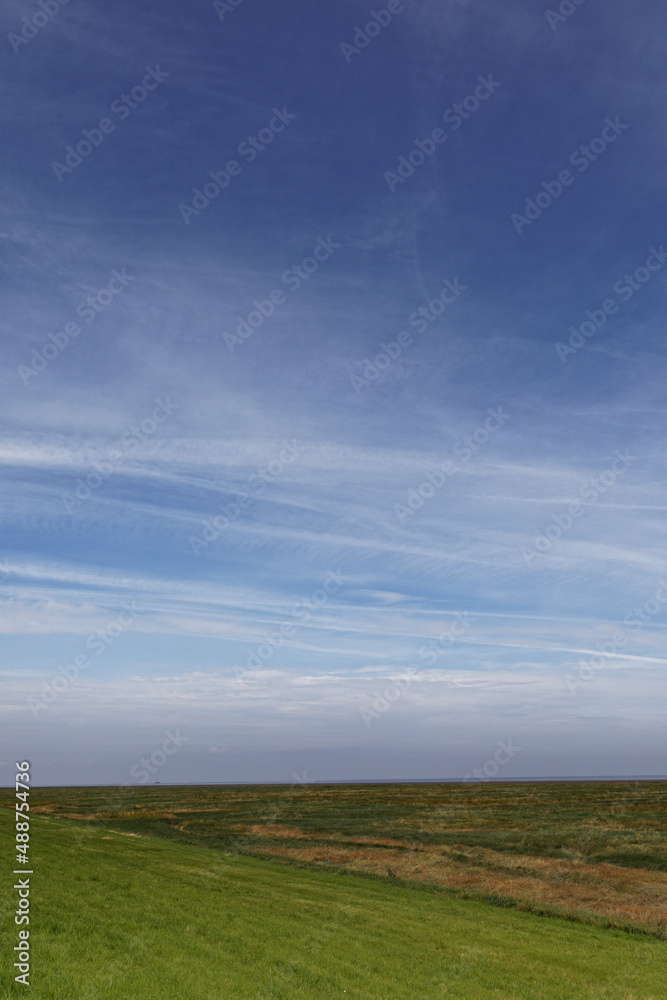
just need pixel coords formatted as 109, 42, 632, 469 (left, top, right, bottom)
1, 0, 666, 786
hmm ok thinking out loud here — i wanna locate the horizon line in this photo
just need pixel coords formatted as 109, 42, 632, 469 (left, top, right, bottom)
4, 774, 666, 789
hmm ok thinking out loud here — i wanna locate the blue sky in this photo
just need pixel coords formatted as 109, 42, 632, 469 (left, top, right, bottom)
1, 0, 666, 785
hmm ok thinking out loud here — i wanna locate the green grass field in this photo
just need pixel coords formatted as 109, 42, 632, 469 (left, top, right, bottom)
16, 781, 667, 937
1, 808, 666, 1000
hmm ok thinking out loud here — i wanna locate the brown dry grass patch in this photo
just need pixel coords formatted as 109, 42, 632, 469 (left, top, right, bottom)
240, 824, 667, 934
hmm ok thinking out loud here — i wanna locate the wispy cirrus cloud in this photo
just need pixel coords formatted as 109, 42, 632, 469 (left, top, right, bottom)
2, 0, 667, 781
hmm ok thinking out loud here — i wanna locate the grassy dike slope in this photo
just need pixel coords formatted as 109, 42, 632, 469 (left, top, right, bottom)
2, 810, 665, 1000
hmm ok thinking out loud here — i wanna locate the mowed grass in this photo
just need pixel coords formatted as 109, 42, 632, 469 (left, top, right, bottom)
1, 810, 666, 1000
17, 781, 667, 937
